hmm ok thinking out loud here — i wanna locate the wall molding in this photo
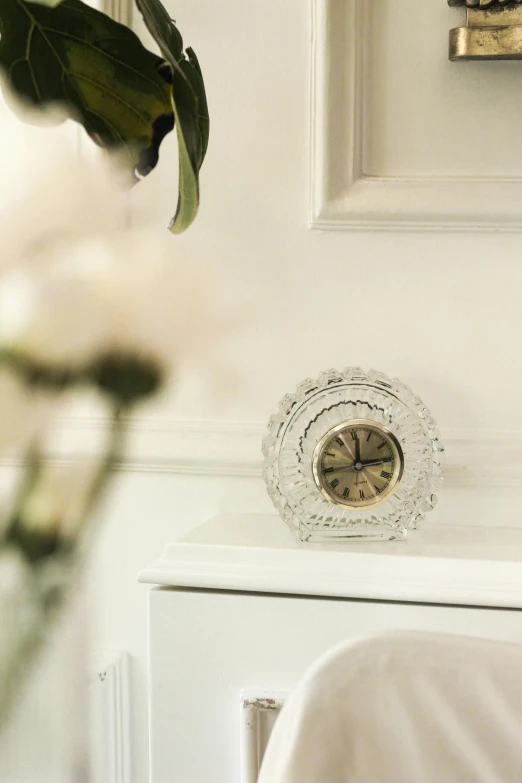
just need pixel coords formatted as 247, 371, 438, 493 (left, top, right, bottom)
309, 0, 522, 232
240, 689, 287, 783
5, 415, 522, 487
90, 649, 131, 783
45, 416, 265, 477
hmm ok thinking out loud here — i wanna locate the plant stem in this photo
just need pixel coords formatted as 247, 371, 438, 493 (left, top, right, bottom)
0, 403, 127, 729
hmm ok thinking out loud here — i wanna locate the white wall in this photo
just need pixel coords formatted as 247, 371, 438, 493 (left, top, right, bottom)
87, 1, 522, 780
89, 472, 271, 783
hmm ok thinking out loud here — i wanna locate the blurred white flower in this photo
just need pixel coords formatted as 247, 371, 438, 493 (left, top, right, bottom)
0, 68, 224, 736
0, 231, 206, 371
0, 48, 239, 738
0, 75, 215, 388
0, 370, 56, 455
0, 82, 129, 273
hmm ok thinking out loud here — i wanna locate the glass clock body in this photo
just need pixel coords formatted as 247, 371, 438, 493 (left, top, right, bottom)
262, 368, 444, 542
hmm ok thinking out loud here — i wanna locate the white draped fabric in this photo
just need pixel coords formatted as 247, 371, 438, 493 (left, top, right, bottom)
258, 631, 522, 783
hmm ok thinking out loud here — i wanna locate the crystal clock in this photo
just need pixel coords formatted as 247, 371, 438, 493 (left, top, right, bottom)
262, 368, 444, 542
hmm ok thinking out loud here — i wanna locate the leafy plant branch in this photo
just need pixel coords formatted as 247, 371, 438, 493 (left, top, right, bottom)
0, 0, 209, 233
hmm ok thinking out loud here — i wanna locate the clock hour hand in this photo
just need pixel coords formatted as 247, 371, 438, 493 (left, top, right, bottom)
355, 436, 360, 463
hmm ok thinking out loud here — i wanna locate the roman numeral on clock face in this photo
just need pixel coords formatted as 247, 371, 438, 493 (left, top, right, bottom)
314, 421, 404, 510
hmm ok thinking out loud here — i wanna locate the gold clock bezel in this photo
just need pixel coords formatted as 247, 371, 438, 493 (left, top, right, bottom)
311, 418, 404, 510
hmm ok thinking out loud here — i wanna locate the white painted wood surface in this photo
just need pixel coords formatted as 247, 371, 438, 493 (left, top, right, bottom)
139, 513, 522, 608
148, 587, 522, 783
144, 514, 522, 780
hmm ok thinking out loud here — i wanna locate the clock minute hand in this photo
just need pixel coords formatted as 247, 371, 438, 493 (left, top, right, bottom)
326, 458, 391, 474
359, 458, 389, 468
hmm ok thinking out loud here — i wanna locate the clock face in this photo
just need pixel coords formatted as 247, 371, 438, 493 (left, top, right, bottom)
312, 419, 404, 510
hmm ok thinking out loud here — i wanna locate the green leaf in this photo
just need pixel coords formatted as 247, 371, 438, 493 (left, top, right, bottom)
0, 0, 174, 179
26, 0, 64, 7
135, 0, 210, 233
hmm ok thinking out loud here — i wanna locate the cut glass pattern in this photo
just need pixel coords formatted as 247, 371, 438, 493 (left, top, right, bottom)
262, 368, 444, 542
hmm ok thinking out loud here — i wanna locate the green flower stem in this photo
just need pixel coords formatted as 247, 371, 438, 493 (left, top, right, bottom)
0, 402, 127, 729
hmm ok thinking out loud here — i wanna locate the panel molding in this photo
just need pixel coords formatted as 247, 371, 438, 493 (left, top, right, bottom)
240, 689, 287, 783
90, 649, 131, 783
309, 0, 522, 232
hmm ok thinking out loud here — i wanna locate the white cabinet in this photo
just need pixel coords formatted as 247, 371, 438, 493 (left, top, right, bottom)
140, 515, 522, 783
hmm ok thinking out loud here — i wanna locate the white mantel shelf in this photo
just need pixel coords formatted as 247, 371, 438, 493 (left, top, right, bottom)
138, 514, 522, 610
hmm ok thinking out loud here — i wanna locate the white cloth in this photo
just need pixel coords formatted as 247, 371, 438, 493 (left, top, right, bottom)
258, 631, 522, 783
